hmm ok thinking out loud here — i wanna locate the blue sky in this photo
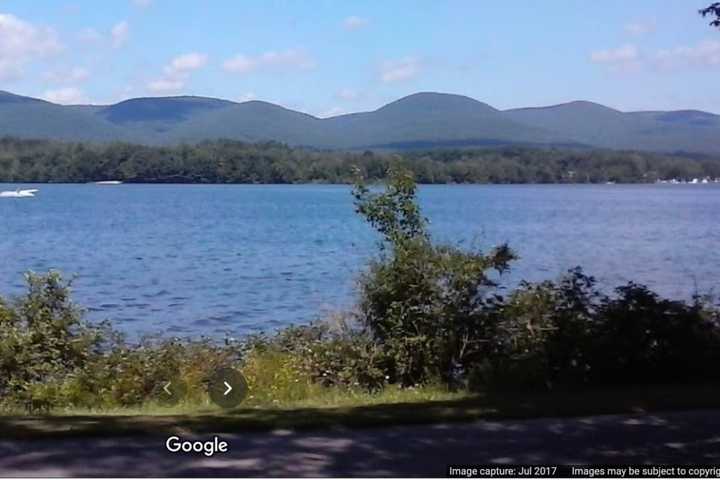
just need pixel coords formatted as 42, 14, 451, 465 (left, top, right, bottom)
1, 0, 719, 115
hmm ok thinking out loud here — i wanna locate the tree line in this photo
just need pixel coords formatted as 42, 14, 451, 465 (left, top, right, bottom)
1, 136, 719, 184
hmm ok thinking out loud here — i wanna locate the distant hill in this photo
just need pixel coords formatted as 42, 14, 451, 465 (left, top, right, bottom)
1, 90, 719, 153
504, 101, 720, 154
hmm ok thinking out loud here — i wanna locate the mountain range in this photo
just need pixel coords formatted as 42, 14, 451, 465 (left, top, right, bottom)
1, 90, 719, 154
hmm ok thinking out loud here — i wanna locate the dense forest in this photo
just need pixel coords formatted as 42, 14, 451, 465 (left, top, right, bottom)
1, 136, 719, 184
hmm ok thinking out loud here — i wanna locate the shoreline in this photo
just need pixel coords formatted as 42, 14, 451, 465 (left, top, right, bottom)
3, 180, 720, 186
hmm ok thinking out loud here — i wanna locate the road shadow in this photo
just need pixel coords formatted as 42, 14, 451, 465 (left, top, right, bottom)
2, 409, 720, 476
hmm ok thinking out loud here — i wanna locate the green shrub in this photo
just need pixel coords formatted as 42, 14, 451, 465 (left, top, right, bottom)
0, 271, 108, 408
249, 321, 389, 391
492, 269, 720, 390
0, 271, 246, 410
589, 283, 720, 385
353, 166, 515, 387
241, 346, 320, 405
73, 338, 243, 408
496, 268, 601, 389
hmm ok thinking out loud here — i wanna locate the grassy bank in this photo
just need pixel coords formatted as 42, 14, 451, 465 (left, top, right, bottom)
3, 384, 720, 440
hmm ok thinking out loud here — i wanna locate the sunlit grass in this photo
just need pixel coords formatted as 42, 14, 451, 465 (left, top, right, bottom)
0, 383, 465, 417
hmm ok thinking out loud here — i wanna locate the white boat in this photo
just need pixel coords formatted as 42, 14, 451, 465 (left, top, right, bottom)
0, 188, 38, 198
95, 180, 123, 185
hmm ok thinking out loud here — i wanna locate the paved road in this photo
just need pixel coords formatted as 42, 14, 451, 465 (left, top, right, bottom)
2, 410, 720, 477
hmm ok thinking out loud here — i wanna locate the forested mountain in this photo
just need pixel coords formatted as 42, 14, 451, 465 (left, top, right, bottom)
1, 90, 719, 153
504, 101, 720, 154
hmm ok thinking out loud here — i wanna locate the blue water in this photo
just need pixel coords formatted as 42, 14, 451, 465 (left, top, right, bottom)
1, 184, 719, 339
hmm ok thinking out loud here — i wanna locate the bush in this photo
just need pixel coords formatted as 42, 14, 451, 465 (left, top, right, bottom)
353, 166, 515, 387
248, 320, 389, 391
353, 167, 720, 391
0, 271, 245, 411
493, 269, 720, 390
0, 272, 107, 408
589, 283, 720, 385
496, 268, 601, 389
75, 337, 243, 408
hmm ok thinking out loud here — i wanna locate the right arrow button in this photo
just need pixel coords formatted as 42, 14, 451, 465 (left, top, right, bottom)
209, 367, 248, 409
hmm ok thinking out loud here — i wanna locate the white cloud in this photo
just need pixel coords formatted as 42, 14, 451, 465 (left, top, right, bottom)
342, 16, 369, 31
43, 87, 87, 104
223, 49, 316, 74
164, 52, 208, 75
590, 40, 720, 73
146, 78, 184, 94
380, 57, 421, 83
590, 44, 641, 71
336, 88, 359, 101
111, 21, 129, 48
624, 21, 655, 36
654, 40, 720, 70
0, 13, 62, 80
237, 92, 257, 102
45, 66, 90, 84
591, 44, 639, 64
131, 0, 153, 8
223, 55, 254, 73
147, 52, 209, 95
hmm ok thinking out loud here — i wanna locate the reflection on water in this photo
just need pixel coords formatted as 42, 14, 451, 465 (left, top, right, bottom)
1, 183, 718, 339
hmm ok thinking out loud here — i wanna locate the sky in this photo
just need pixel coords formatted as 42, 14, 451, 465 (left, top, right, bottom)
1, 0, 719, 116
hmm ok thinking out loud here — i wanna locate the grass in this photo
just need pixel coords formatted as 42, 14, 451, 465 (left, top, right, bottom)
0, 384, 462, 417
2, 384, 720, 440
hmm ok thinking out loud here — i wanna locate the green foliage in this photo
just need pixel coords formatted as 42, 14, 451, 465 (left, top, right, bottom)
352, 168, 720, 392
353, 165, 516, 387
495, 269, 720, 390
0, 272, 107, 407
247, 321, 389, 391
1, 137, 719, 184
589, 283, 720, 385
352, 166, 428, 244
0, 272, 245, 411
241, 347, 320, 406
700, 2, 720, 27
73, 338, 243, 408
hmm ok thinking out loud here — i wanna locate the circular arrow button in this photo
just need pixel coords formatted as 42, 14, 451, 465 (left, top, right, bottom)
208, 367, 248, 409
158, 377, 188, 406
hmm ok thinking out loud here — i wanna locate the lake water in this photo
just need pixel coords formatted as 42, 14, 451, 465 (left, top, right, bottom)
1, 183, 718, 339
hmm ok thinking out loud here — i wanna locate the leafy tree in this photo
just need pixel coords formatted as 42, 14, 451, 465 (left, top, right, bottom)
353, 165, 516, 386
700, 3, 720, 27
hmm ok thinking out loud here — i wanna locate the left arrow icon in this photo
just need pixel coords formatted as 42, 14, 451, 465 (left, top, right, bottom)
158, 378, 187, 406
